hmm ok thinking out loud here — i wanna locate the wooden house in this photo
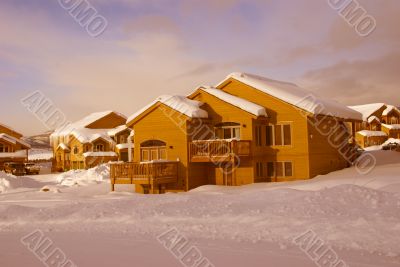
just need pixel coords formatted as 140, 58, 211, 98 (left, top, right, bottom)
111, 72, 362, 194
355, 130, 388, 148
51, 111, 131, 171
0, 123, 30, 169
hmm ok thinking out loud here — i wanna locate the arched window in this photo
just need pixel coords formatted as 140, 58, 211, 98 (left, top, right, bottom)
215, 122, 241, 140
140, 140, 167, 162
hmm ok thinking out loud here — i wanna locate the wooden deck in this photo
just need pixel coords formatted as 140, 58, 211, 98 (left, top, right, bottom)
110, 161, 178, 193
189, 140, 251, 162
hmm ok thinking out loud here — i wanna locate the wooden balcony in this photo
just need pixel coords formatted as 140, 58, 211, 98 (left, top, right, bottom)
110, 161, 179, 192
189, 140, 251, 163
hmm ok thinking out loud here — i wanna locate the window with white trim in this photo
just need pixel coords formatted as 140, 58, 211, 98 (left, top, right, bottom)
94, 144, 104, 152
215, 122, 241, 140
265, 124, 292, 146
266, 161, 293, 178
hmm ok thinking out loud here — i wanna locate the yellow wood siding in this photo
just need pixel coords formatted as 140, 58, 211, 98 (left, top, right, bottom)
216, 79, 311, 180
86, 113, 126, 129
133, 103, 189, 192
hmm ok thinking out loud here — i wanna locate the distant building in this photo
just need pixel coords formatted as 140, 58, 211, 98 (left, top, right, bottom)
0, 123, 31, 169
51, 111, 133, 171
348, 104, 400, 148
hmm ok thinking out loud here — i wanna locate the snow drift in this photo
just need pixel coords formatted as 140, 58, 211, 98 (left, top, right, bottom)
56, 164, 110, 186
0, 172, 17, 193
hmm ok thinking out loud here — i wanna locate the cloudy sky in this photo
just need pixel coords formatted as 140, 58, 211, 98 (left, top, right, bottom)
0, 0, 399, 135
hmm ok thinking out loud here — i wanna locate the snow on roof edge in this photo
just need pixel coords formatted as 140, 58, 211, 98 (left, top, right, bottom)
127, 95, 208, 125
198, 86, 268, 117
217, 72, 362, 121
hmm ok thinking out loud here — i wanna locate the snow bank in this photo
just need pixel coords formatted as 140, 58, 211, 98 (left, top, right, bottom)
56, 164, 110, 186
0, 172, 17, 193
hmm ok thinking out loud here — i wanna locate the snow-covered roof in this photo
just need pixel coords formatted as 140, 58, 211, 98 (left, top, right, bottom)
198, 86, 268, 117
381, 124, 400, 130
51, 111, 126, 146
52, 111, 126, 137
70, 129, 115, 144
57, 143, 70, 151
348, 103, 386, 121
367, 116, 381, 124
0, 150, 27, 158
382, 105, 400, 116
83, 152, 117, 158
0, 123, 23, 137
218, 72, 362, 120
0, 133, 31, 148
74, 111, 126, 129
107, 125, 130, 136
357, 130, 387, 137
382, 138, 400, 146
127, 95, 208, 125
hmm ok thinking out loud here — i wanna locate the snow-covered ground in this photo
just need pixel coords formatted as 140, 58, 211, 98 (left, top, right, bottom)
0, 150, 399, 267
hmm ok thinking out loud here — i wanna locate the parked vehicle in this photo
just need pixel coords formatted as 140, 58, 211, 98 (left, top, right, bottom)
24, 163, 41, 175
3, 162, 26, 176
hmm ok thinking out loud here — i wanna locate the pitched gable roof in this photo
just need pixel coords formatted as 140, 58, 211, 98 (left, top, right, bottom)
0, 123, 23, 138
51, 111, 126, 145
0, 133, 31, 149
190, 86, 268, 117
382, 105, 400, 116
217, 72, 362, 121
127, 95, 208, 126
348, 103, 387, 121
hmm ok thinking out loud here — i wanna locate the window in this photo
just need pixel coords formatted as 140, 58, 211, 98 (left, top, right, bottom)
266, 125, 273, 146
284, 162, 293, 177
255, 126, 262, 146
215, 122, 241, 140
140, 140, 167, 162
266, 124, 292, 146
0, 144, 10, 153
73, 146, 79, 154
391, 117, 398, 124
267, 162, 275, 177
267, 162, 293, 178
256, 162, 264, 177
283, 125, 292, 145
94, 144, 104, 152
141, 150, 149, 162
84, 145, 90, 152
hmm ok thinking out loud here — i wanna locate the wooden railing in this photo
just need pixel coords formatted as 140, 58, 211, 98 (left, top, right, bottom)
189, 140, 251, 162
110, 161, 179, 191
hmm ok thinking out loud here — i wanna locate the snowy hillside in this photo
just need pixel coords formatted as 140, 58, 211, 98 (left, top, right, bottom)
22, 131, 52, 149
0, 150, 399, 267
